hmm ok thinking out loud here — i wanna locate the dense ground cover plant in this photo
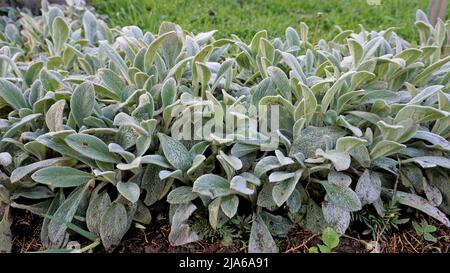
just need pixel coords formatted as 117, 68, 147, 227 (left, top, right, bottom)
0, 0, 449, 253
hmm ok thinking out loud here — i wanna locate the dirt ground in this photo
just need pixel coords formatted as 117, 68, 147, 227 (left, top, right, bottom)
10, 209, 450, 253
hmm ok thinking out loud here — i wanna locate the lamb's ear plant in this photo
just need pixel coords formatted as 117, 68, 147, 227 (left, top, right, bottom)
0, 1, 449, 253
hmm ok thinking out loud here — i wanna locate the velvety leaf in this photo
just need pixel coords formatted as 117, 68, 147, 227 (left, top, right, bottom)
0, 79, 28, 110
355, 170, 381, 205
169, 203, 200, 246
45, 99, 66, 132
117, 181, 140, 203
248, 214, 278, 253
100, 202, 128, 251
193, 174, 233, 198
70, 82, 95, 128
48, 185, 89, 244
65, 133, 119, 163
32, 166, 93, 187
322, 202, 350, 235
220, 195, 239, 218
316, 149, 351, 171
51, 16, 69, 55
158, 133, 192, 171
321, 181, 362, 211
167, 186, 198, 204
86, 192, 111, 236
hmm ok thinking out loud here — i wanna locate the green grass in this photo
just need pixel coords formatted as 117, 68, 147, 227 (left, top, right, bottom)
92, 0, 448, 42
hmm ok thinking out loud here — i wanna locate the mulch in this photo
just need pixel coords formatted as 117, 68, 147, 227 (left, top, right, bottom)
10, 209, 450, 253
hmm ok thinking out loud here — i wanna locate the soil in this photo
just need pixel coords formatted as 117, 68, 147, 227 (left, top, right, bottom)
10, 209, 450, 253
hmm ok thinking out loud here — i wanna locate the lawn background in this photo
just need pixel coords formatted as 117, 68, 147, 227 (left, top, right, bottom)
92, 0, 449, 43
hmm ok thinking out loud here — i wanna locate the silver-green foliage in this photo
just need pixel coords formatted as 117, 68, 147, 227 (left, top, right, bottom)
0, 2, 449, 253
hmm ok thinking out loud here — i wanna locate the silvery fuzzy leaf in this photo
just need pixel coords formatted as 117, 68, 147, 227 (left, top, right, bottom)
187, 154, 206, 176
230, 175, 255, 195
272, 170, 302, 207
48, 184, 89, 244
98, 69, 126, 100
290, 126, 347, 158
99, 41, 129, 81
394, 105, 449, 124
0, 79, 28, 110
157, 133, 192, 171
321, 181, 362, 212
336, 137, 367, 153
413, 56, 450, 86
169, 203, 200, 246
193, 174, 233, 198
248, 214, 278, 253
269, 171, 296, 183
347, 39, 363, 67
423, 178, 442, 207
32, 166, 93, 188
217, 150, 243, 171
167, 186, 198, 204
355, 170, 381, 205
51, 16, 69, 55
161, 77, 177, 108
133, 200, 152, 225
3, 113, 42, 139
299, 198, 327, 233
86, 192, 111, 236
412, 130, 450, 151
315, 149, 351, 171
337, 115, 362, 137
10, 157, 76, 183
108, 143, 135, 163
240, 172, 261, 186
286, 188, 302, 213
0, 206, 12, 253
328, 170, 352, 187
159, 170, 183, 181
11, 186, 55, 200
267, 66, 292, 102
279, 50, 306, 82
208, 197, 221, 230
0, 152, 12, 167
275, 150, 295, 165
428, 170, 450, 214
83, 10, 97, 44
254, 156, 282, 177
299, 84, 316, 126
40, 190, 66, 249
142, 165, 166, 206
322, 202, 351, 235
372, 157, 398, 174
261, 211, 294, 237
140, 155, 172, 168
117, 181, 140, 203
383, 189, 450, 227
400, 164, 424, 192
45, 99, 65, 132
379, 119, 417, 144
65, 133, 119, 163
70, 82, 95, 128
189, 141, 210, 156
159, 22, 185, 66
100, 202, 128, 252
257, 182, 278, 211
403, 156, 450, 169
408, 85, 444, 105
220, 195, 239, 218
370, 140, 406, 161
143, 30, 174, 72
